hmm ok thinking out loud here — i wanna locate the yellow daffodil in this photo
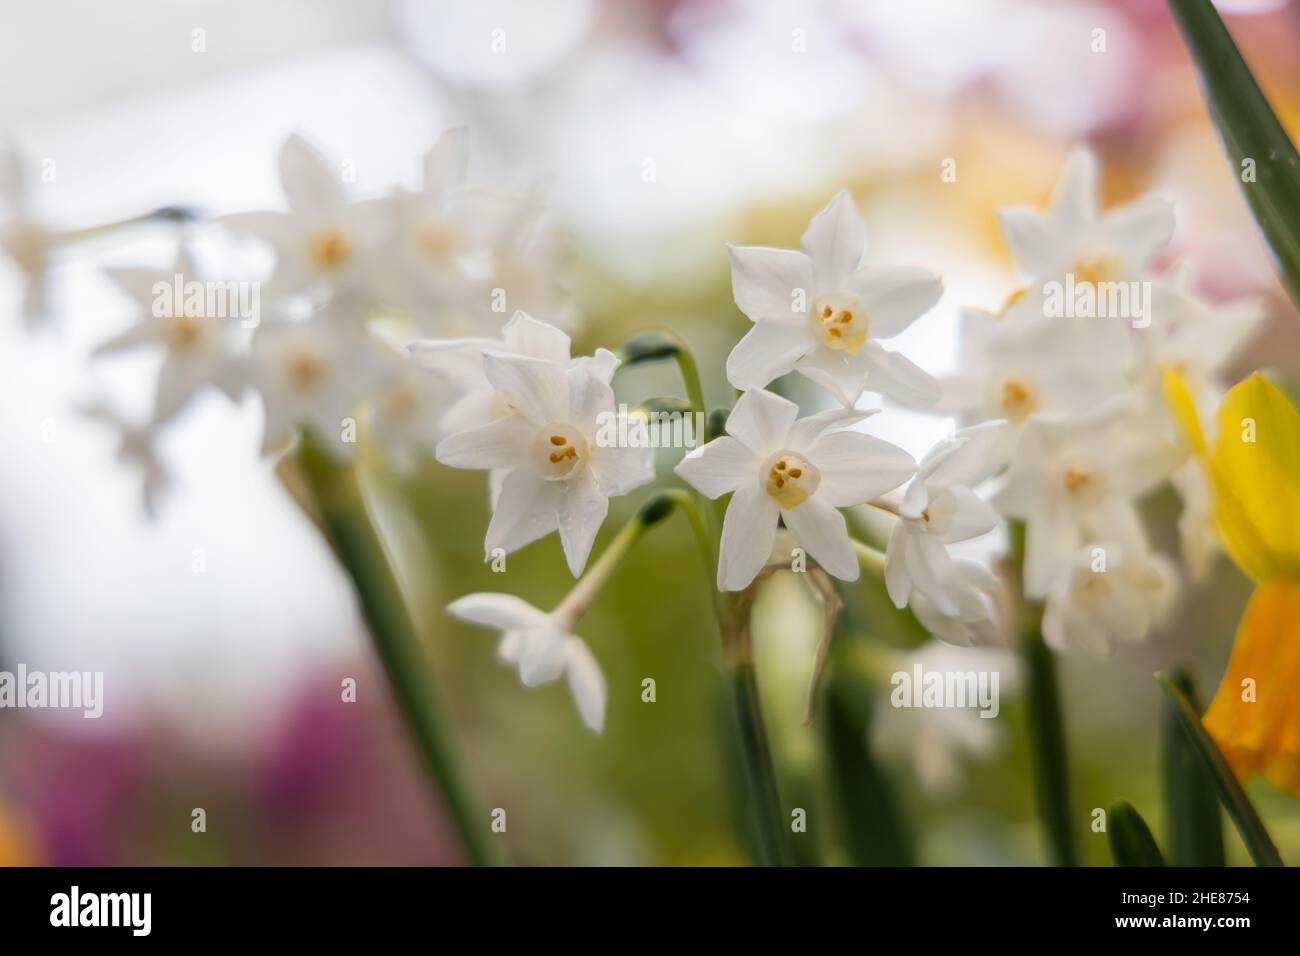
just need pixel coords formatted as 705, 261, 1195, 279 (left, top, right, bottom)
1164, 370, 1300, 795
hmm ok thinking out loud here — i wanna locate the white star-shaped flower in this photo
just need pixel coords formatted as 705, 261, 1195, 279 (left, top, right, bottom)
885, 421, 1007, 617
1041, 542, 1178, 656
725, 190, 943, 407
435, 351, 654, 575
991, 402, 1180, 599
447, 592, 606, 732
675, 388, 915, 591
220, 134, 387, 306
997, 146, 1174, 287
94, 248, 242, 422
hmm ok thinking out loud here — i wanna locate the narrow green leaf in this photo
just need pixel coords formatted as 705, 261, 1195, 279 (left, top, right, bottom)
1155, 671, 1284, 867
1161, 668, 1226, 866
1108, 801, 1168, 867
1167, 0, 1300, 307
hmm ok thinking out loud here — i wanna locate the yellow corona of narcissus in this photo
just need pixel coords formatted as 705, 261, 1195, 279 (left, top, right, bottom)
1164, 369, 1300, 796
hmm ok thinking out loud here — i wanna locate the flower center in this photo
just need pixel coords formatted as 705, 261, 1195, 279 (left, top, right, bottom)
308, 227, 352, 269
811, 292, 868, 354
764, 452, 821, 509
1072, 255, 1122, 286
419, 219, 454, 259
288, 350, 326, 389
999, 377, 1036, 422
535, 427, 587, 480
165, 315, 205, 351
1062, 463, 1108, 508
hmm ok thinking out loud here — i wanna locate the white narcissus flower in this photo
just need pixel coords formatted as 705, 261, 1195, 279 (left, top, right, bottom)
447, 593, 606, 732
885, 421, 1007, 617
675, 388, 915, 591
93, 248, 242, 422
909, 561, 1002, 647
245, 313, 387, 457
220, 134, 387, 305
435, 352, 654, 575
936, 297, 1132, 432
365, 361, 454, 473
408, 310, 612, 436
997, 146, 1174, 287
725, 190, 943, 407
991, 402, 1181, 599
1041, 542, 1178, 655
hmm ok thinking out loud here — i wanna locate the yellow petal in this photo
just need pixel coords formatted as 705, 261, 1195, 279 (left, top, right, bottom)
1211, 373, 1300, 581
1204, 577, 1300, 796
1162, 368, 1208, 458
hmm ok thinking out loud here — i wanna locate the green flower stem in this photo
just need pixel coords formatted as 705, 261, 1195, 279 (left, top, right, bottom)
65, 205, 200, 243
1161, 668, 1225, 866
613, 330, 708, 417
291, 434, 494, 867
1108, 801, 1168, 867
1010, 522, 1078, 866
852, 538, 887, 577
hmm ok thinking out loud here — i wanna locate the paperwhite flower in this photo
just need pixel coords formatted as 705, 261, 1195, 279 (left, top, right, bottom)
80, 401, 169, 518
909, 561, 1002, 647
997, 146, 1174, 287
93, 248, 242, 422
220, 134, 387, 306
725, 190, 942, 406
408, 310, 611, 436
1041, 542, 1178, 655
375, 129, 505, 320
245, 311, 387, 457
885, 421, 1007, 616
447, 592, 606, 732
365, 361, 454, 473
991, 402, 1180, 599
435, 351, 654, 575
675, 388, 915, 591
936, 297, 1132, 431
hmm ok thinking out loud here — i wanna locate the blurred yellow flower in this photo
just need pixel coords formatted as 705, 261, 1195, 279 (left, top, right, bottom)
1165, 370, 1300, 795
0, 803, 36, 866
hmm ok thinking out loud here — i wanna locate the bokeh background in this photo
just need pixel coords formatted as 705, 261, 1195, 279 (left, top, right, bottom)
2, 0, 1299, 866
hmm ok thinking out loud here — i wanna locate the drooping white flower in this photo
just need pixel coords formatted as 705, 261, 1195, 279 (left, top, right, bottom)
79, 401, 169, 518
435, 351, 654, 575
220, 134, 388, 306
447, 592, 606, 732
991, 402, 1181, 599
245, 310, 387, 457
997, 146, 1175, 287
675, 388, 915, 591
1041, 542, 1178, 655
909, 561, 1002, 647
93, 247, 243, 422
885, 421, 1007, 616
725, 190, 943, 407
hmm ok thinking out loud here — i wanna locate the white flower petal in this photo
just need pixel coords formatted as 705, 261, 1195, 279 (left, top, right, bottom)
903, 532, 960, 616
674, 436, 758, 499
423, 127, 469, 199
725, 320, 816, 391
564, 638, 607, 733
782, 496, 857, 581
727, 244, 814, 324
1049, 146, 1099, 228
808, 430, 916, 507
853, 266, 943, 339
785, 407, 875, 451
862, 343, 940, 405
934, 485, 1001, 543
435, 414, 533, 470
279, 133, 348, 215
518, 631, 569, 686
447, 593, 551, 630
922, 421, 1011, 486
501, 310, 571, 364
996, 208, 1058, 280
1104, 195, 1175, 272
792, 348, 869, 407
557, 467, 609, 576
717, 480, 780, 591
1024, 512, 1077, 600
481, 351, 570, 425
884, 523, 912, 609
801, 190, 866, 290
724, 388, 799, 457
484, 468, 561, 558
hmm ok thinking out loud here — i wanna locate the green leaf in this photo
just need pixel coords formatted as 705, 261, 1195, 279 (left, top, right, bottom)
1161, 668, 1226, 866
1155, 671, 1284, 867
1167, 0, 1300, 307
1108, 801, 1168, 867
